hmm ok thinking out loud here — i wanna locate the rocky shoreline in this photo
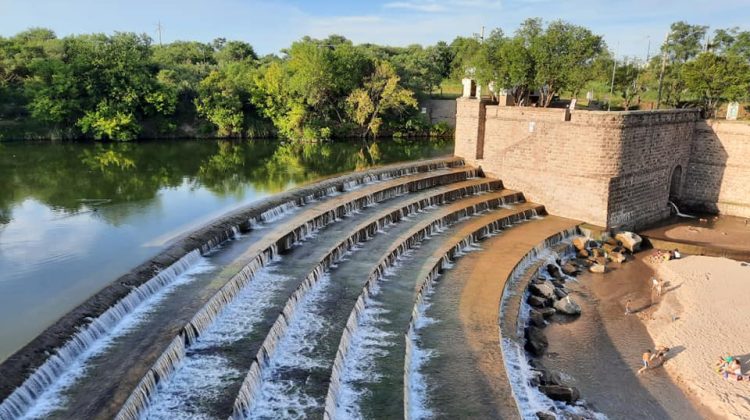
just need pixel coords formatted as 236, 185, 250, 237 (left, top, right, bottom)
518, 231, 644, 419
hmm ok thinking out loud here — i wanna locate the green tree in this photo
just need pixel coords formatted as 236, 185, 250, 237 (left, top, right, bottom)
683, 52, 750, 117
346, 61, 417, 138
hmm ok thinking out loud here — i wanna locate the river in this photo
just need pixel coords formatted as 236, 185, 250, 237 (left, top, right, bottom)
0, 138, 453, 362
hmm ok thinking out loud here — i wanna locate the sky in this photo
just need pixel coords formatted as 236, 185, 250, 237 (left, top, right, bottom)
0, 0, 748, 59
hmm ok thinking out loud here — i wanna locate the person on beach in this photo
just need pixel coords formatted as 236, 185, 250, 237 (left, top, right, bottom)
651, 278, 663, 298
625, 299, 632, 315
723, 359, 744, 381
672, 248, 681, 259
716, 354, 734, 373
638, 349, 653, 374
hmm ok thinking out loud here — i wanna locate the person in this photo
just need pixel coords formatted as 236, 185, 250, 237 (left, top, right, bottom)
673, 248, 681, 259
716, 354, 734, 373
724, 359, 743, 381
625, 299, 632, 315
638, 349, 653, 374
651, 278, 662, 298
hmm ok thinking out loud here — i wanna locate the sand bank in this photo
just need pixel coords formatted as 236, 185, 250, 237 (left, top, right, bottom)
646, 255, 750, 419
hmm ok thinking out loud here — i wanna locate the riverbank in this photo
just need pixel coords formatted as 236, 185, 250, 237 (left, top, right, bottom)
646, 256, 750, 419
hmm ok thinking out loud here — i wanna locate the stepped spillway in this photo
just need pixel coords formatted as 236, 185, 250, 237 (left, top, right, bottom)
0, 156, 584, 420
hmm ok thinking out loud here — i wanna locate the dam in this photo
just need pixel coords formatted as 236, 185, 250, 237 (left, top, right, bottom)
1, 96, 748, 419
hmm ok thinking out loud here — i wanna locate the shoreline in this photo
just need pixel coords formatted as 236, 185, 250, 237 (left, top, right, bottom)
645, 256, 750, 419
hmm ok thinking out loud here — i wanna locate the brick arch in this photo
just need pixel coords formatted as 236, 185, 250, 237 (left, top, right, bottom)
669, 165, 683, 201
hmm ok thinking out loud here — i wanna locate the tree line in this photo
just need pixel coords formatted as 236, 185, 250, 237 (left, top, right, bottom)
1, 19, 748, 141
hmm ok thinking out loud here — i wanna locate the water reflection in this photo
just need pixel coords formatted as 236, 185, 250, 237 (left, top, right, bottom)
0, 138, 452, 361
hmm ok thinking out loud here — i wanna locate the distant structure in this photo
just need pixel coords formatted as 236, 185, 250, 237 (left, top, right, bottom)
454, 80, 750, 229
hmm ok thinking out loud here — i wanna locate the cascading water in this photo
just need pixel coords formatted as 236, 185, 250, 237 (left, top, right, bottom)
496, 228, 604, 419
232, 194, 527, 419
3, 158, 466, 420
0, 252, 212, 420
118, 173, 500, 420
401, 209, 543, 420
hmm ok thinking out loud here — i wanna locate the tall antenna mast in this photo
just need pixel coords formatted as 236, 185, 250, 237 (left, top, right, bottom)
156, 21, 163, 46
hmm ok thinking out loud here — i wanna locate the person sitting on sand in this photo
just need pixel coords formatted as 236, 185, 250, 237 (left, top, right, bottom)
716, 354, 734, 373
638, 349, 652, 374
724, 359, 743, 381
672, 248, 681, 259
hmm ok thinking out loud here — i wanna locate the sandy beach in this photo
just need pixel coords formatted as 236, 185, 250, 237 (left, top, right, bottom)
645, 255, 750, 419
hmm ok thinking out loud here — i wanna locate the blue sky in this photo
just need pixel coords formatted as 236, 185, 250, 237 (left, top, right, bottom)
0, 0, 748, 59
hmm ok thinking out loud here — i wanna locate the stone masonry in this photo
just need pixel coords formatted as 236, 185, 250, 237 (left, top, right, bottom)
455, 97, 712, 229
682, 120, 750, 218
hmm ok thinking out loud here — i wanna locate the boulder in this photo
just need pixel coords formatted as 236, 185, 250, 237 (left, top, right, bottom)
546, 264, 564, 280
589, 263, 606, 273
529, 310, 546, 328
615, 231, 642, 253
553, 296, 582, 315
572, 236, 588, 251
577, 249, 590, 258
551, 279, 566, 289
561, 262, 579, 276
529, 281, 556, 299
538, 307, 556, 318
608, 251, 626, 263
527, 295, 547, 308
536, 412, 556, 420
554, 287, 568, 299
525, 326, 548, 356
539, 385, 580, 403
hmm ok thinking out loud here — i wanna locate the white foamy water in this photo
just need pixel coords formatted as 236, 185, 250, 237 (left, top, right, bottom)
145, 267, 289, 419
9, 258, 214, 420
333, 281, 396, 420
249, 274, 333, 419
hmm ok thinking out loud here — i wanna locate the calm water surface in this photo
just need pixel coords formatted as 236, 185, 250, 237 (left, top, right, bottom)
0, 138, 453, 361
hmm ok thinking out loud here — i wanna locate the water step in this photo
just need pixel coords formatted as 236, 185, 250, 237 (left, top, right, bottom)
324, 205, 551, 419
233, 193, 537, 419
413, 216, 578, 419
0, 159, 470, 420
122, 177, 507, 419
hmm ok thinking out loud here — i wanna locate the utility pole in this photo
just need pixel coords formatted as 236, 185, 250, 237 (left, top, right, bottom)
656, 31, 670, 110
156, 21, 163, 46
480, 26, 485, 43
646, 36, 651, 62
608, 43, 618, 111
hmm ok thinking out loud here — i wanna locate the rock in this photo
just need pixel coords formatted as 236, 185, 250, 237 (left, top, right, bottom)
551, 279, 565, 289
529, 310, 546, 328
525, 326, 548, 356
589, 263, 606, 273
536, 411, 556, 420
615, 231, 642, 253
577, 249, 589, 258
561, 262, 579, 276
527, 295, 547, 308
554, 287, 568, 299
553, 296, 582, 315
538, 307, 556, 318
546, 264, 564, 280
572, 236, 588, 251
529, 281, 556, 299
608, 251, 626, 263
602, 243, 617, 254
539, 385, 580, 403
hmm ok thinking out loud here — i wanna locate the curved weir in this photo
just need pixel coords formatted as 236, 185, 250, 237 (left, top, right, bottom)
117, 176, 503, 420
230, 191, 528, 419
0, 158, 464, 420
324, 206, 547, 419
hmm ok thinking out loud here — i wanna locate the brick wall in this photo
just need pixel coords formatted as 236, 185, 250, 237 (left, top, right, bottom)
455, 99, 702, 229
683, 120, 750, 218
420, 99, 457, 127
